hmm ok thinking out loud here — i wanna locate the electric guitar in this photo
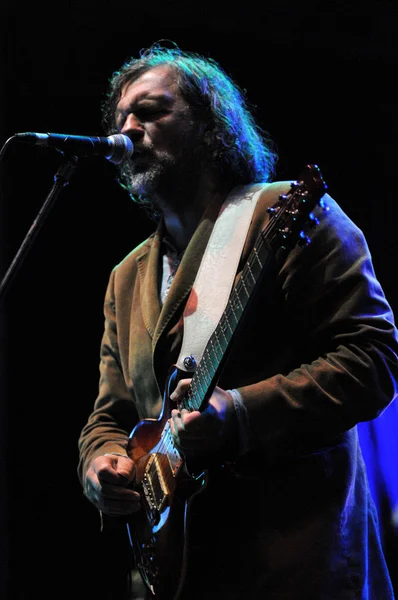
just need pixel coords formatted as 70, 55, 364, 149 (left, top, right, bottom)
125, 164, 328, 599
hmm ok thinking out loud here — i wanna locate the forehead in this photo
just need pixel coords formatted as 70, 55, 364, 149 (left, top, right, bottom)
118, 65, 182, 106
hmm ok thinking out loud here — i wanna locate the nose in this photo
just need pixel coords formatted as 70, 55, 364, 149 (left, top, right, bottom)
121, 113, 144, 141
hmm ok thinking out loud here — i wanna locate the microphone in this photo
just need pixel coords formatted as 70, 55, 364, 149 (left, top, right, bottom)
14, 132, 134, 164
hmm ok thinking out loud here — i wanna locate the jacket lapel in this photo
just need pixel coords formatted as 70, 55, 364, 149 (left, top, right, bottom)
136, 226, 163, 339
153, 197, 224, 349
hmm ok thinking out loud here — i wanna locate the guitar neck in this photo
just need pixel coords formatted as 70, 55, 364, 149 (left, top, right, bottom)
180, 166, 327, 413
181, 200, 290, 412
182, 236, 271, 412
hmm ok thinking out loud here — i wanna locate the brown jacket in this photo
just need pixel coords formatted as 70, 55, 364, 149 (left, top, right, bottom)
78, 181, 398, 599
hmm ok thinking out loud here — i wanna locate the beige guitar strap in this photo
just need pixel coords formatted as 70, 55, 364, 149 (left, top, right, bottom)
176, 183, 268, 372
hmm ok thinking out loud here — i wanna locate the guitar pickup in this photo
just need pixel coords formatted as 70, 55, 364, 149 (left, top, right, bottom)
143, 453, 170, 514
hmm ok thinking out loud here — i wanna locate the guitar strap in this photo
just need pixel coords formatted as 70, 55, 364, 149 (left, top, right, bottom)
176, 182, 268, 372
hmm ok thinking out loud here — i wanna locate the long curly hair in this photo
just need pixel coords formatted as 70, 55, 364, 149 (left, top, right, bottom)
102, 42, 278, 203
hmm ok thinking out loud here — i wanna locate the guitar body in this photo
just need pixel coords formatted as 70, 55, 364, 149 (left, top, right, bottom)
126, 366, 207, 600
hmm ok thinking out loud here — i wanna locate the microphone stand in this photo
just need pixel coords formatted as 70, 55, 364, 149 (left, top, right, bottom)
0, 153, 78, 305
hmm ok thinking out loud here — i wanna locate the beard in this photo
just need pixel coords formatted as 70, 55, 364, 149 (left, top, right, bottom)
126, 149, 177, 199
122, 119, 206, 212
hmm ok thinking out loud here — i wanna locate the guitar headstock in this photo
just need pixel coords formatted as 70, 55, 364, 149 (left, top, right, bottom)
266, 164, 328, 254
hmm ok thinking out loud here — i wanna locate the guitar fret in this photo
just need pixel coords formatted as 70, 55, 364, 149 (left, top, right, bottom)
193, 372, 206, 401
249, 256, 263, 280
199, 361, 212, 389
202, 357, 215, 394
191, 390, 201, 411
214, 330, 226, 353
205, 346, 217, 374
240, 276, 251, 298
183, 388, 192, 411
224, 312, 234, 335
219, 320, 230, 345
246, 261, 257, 284
210, 338, 221, 364
187, 386, 198, 411
253, 247, 263, 269
236, 291, 244, 311
228, 298, 240, 324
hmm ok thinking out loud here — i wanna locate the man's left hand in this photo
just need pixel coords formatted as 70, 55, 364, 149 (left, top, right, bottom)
169, 378, 237, 457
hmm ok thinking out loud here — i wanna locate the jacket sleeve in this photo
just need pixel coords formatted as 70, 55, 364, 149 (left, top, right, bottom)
236, 194, 398, 453
77, 268, 140, 485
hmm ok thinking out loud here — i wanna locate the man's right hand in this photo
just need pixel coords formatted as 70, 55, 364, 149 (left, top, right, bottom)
84, 454, 141, 516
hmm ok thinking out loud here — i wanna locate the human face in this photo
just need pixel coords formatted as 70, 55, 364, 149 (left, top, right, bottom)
115, 65, 203, 201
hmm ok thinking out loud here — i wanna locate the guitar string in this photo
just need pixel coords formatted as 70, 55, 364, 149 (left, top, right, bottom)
147, 185, 306, 498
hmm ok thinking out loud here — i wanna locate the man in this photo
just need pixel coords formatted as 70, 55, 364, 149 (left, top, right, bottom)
78, 43, 398, 599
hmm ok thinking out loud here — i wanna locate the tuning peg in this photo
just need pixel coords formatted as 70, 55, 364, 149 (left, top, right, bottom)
298, 231, 311, 247
319, 198, 329, 211
267, 205, 280, 215
308, 212, 320, 229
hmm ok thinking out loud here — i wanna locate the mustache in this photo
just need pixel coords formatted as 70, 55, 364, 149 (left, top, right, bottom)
130, 142, 155, 158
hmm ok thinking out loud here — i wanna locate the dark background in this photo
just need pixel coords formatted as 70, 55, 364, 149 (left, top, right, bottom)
1, 1, 398, 598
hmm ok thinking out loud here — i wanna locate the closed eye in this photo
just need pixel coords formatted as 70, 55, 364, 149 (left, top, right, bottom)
115, 108, 169, 131
135, 108, 168, 121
